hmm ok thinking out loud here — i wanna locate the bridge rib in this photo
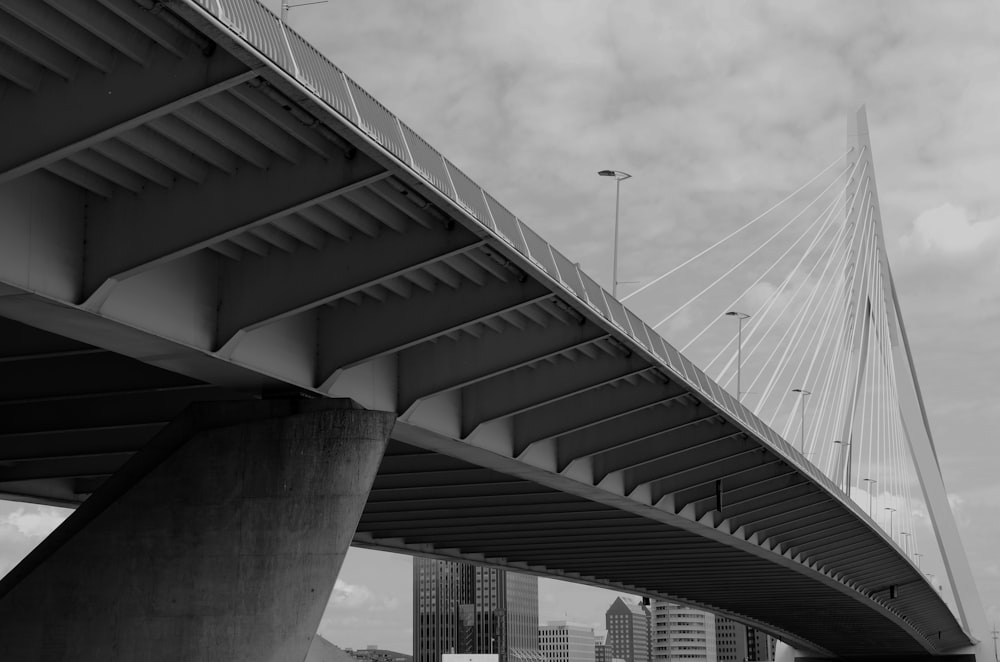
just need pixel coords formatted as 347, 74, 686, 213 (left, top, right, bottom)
0, 34, 253, 184
317, 277, 552, 389
216, 226, 483, 349
460, 349, 651, 437
623, 436, 760, 494
512, 376, 687, 456
397, 318, 608, 413
81, 148, 389, 305
591, 415, 735, 480
555, 398, 708, 467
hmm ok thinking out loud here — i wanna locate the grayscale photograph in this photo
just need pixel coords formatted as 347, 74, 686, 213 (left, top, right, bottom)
0, 2, 996, 661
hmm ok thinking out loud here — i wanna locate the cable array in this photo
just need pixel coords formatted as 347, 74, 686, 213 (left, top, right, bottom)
627, 146, 932, 573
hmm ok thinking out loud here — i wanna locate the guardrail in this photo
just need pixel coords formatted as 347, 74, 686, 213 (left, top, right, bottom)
188, 0, 854, 512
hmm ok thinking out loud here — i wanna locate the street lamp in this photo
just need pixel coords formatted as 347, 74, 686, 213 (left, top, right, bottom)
598, 170, 632, 298
900, 531, 911, 555
791, 388, 812, 453
914, 552, 923, 570
884, 507, 896, 540
833, 440, 852, 493
725, 311, 751, 402
862, 478, 877, 518
280, 0, 328, 23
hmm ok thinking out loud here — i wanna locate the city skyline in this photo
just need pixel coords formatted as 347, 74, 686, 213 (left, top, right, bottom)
0, 1, 997, 658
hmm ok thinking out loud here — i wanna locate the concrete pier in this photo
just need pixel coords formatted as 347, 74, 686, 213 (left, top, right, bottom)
0, 399, 394, 662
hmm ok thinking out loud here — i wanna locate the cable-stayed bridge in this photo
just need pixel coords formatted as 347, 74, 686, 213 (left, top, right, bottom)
0, 1, 987, 660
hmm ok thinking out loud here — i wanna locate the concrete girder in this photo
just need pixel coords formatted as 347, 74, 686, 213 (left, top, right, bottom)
512, 377, 687, 456
363, 503, 618, 524
591, 414, 736, 480
0, 41, 43, 90
216, 225, 483, 350
678, 464, 800, 514
227, 83, 338, 159
718, 483, 821, 520
460, 349, 652, 437
316, 266, 550, 388
43, 0, 155, 66
554, 397, 709, 469
0, 11, 78, 79
82, 148, 389, 305
747, 502, 846, 540
173, 102, 275, 168
622, 434, 759, 494
397, 317, 608, 414
199, 92, 305, 164
364, 490, 568, 510
2, 0, 121, 72
116, 125, 211, 183
687, 472, 803, 520
93, 0, 191, 58
0, 37, 253, 184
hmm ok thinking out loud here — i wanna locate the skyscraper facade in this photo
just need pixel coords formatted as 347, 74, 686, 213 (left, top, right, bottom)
605, 598, 650, 662
539, 621, 596, 662
413, 558, 542, 662
649, 601, 716, 662
745, 626, 776, 661
714, 617, 748, 662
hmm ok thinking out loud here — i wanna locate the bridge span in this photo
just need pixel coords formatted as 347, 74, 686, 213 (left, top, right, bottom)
0, 1, 984, 660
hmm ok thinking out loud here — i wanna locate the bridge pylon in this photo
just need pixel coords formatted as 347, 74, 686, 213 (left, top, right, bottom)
842, 106, 988, 659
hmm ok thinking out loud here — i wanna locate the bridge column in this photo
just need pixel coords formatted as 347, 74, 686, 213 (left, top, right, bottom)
0, 399, 394, 662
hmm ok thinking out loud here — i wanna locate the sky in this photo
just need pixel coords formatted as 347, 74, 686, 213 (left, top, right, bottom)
3, 0, 1000, 655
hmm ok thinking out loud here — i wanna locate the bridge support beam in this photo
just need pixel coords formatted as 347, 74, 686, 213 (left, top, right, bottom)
0, 399, 395, 662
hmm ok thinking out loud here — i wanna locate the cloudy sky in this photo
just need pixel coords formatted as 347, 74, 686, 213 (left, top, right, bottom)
3, 0, 1000, 654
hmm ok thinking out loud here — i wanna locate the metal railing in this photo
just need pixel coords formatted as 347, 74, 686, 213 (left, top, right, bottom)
185, 0, 852, 510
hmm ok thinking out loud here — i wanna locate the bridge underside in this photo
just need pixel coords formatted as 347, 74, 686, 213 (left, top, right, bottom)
0, 0, 974, 659
0, 319, 959, 659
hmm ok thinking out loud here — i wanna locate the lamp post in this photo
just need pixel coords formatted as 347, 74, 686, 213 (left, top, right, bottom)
598, 170, 632, 298
791, 388, 812, 453
280, 0, 328, 23
862, 478, 877, 518
900, 531, 911, 555
884, 507, 896, 540
725, 311, 751, 402
914, 552, 923, 570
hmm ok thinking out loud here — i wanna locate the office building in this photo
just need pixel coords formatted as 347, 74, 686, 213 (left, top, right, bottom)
650, 601, 716, 662
594, 637, 611, 662
714, 617, 748, 662
605, 598, 650, 662
540, 621, 596, 662
413, 557, 542, 662
746, 626, 776, 661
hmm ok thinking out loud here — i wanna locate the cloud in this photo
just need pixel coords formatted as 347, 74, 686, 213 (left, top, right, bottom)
899, 203, 1000, 257
0, 507, 68, 539
329, 579, 400, 612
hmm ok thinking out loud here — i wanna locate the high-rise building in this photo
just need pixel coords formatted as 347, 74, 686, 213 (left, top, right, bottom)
649, 601, 716, 662
413, 558, 542, 662
605, 598, 650, 662
714, 617, 748, 662
594, 637, 610, 662
539, 621, 596, 662
745, 626, 776, 661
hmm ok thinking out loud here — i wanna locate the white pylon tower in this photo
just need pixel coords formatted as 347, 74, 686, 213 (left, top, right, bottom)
843, 106, 988, 658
